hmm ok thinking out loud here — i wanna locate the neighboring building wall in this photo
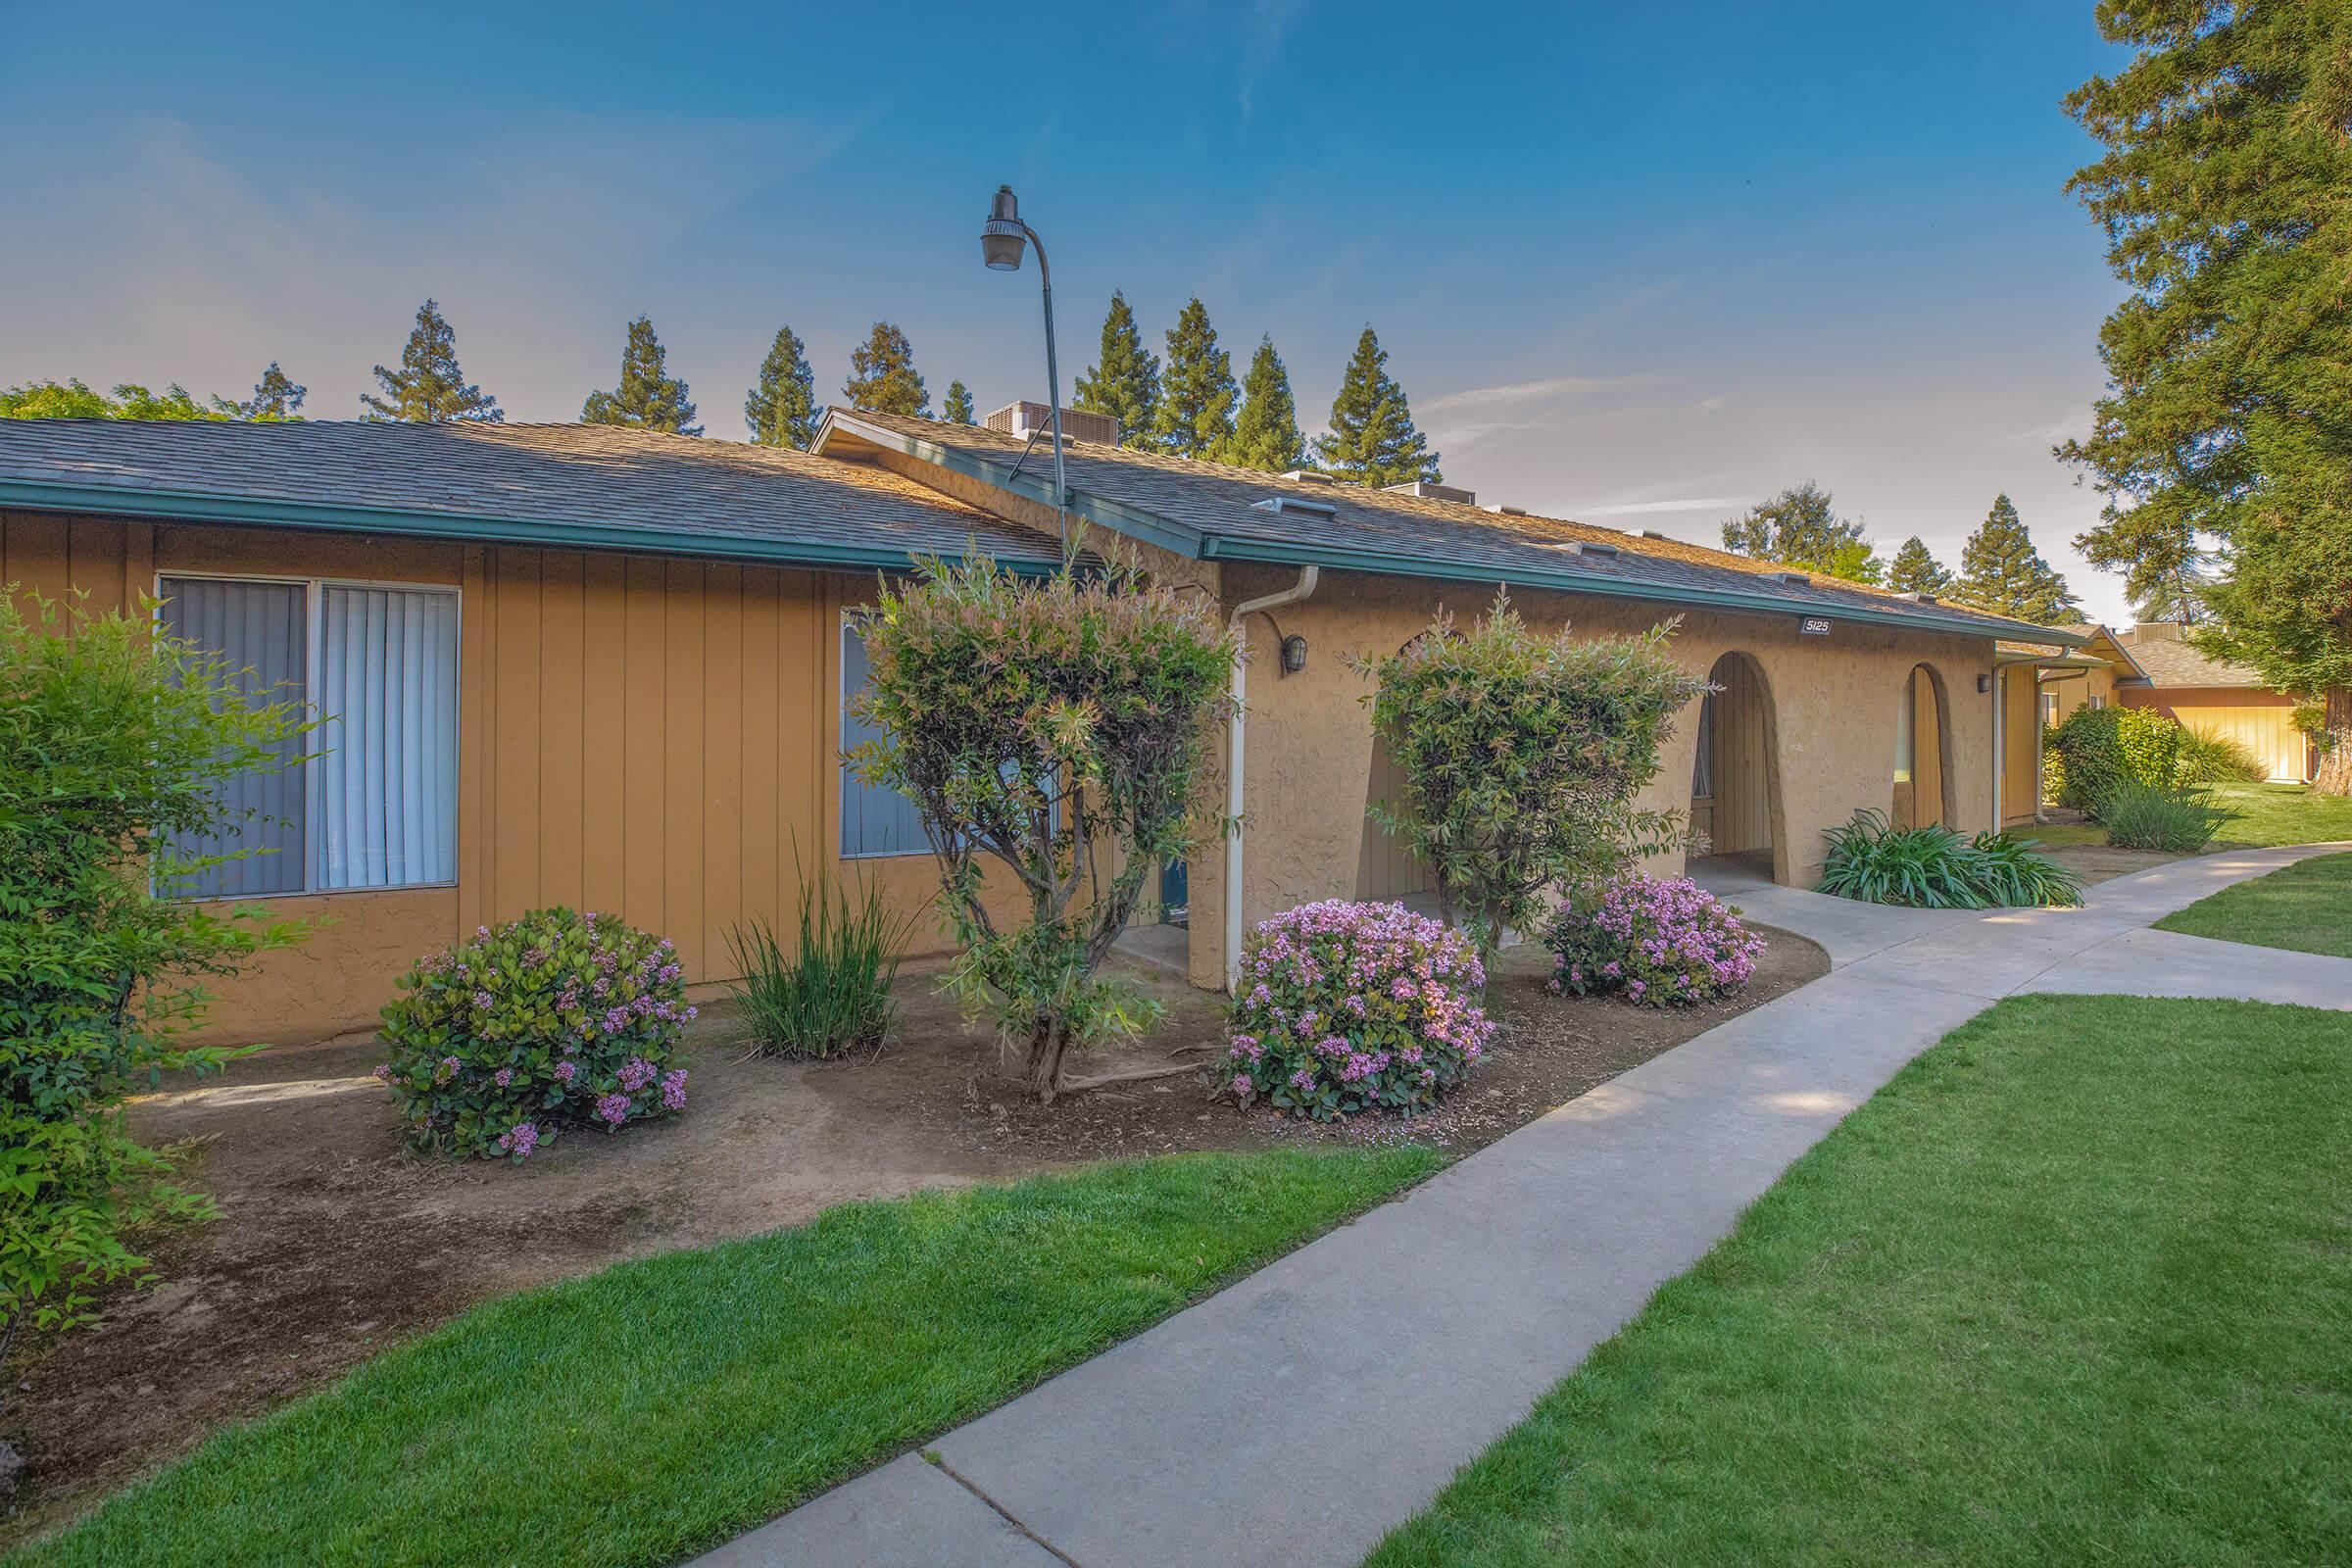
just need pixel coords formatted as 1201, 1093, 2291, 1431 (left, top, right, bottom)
2117, 685, 2311, 782
1184, 564, 1997, 988
2045, 662, 2117, 725
2, 510, 1002, 1046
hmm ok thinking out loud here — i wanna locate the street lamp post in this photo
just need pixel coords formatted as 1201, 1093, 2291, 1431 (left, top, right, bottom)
981, 184, 1068, 555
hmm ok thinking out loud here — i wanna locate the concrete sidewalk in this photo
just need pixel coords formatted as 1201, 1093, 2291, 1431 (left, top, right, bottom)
702, 842, 2352, 1568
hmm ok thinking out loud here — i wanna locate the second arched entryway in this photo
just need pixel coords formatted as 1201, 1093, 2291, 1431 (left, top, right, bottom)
1689, 651, 1783, 880
1891, 662, 1953, 829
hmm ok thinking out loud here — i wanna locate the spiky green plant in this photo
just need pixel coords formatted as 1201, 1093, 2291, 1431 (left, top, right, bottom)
725, 857, 922, 1060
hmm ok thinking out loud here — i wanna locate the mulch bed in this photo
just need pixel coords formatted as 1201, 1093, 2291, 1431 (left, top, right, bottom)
0, 922, 1825, 1547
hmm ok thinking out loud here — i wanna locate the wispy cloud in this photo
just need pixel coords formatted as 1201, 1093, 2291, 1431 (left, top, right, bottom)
1576, 495, 1752, 517
1422, 374, 1635, 415
1236, 0, 1308, 120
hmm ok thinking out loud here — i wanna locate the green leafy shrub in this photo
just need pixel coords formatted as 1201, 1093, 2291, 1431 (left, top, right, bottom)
1544, 875, 1764, 1005
1360, 594, 1710, 959
2047, 705, 2183, 813
2174, 727, 2265, 784
379, 908, 693, 1160
726, 858, 920, 1059
1223, 901, 1493, 1120
1817, 810, 2083, 908
1, 592, 310, 1349
2100, 779, 2238, 853
849, 556, 1236, 1102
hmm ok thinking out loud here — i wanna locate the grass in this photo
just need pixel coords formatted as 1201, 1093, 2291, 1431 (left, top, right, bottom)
2027, 782, 2352, 852
9, 1147, 1443, 1568
2156, 851, 2352, 959
1366, 995, 2352, 1567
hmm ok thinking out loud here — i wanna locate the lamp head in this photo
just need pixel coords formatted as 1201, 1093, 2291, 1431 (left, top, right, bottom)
982, 184, 1026, 270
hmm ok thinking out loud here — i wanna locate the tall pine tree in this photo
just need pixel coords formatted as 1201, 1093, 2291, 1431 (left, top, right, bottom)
239, 363, 306, 420
1072, 290, 1160, 449
1220, 335, 1303, 470
1720, 482, 1867, 572
842, 321, 928, 416
1887, 535, 1955, 595
2063, 2, 2352, 790
361, 300, 501, 422
1314, 326, 1439, 485
1152, 298, 1238, 460
744, 324, 815, 448
942, 380, 975, 424
1957, 494, 2079, 624
582, 317, 701, 434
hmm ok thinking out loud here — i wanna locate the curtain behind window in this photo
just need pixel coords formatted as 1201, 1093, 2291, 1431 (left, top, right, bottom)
159, 577, 309, 897
318, 586, 459, 889
838, 623, 931, 857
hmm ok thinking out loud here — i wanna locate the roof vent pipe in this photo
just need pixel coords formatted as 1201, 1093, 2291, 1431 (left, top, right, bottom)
1225, 564, 1320, 991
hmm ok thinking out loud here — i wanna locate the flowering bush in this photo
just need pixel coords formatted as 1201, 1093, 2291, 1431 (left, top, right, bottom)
1544, 876, 1763, 1006
1222, 901, 1494, 1121
379, 907, 695, 1160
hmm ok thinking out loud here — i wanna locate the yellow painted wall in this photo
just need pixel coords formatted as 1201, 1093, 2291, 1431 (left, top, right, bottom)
2, 512, 990, 1045
2120, 687, 2311, 782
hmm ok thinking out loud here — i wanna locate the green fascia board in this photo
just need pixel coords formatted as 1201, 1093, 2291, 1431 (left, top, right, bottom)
0, 478, 1067, 577
816, 414, 1204, 558
1199, 533, 2085, 646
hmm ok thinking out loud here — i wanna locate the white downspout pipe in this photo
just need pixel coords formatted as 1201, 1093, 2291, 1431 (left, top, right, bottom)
1224, 565, 1319, 991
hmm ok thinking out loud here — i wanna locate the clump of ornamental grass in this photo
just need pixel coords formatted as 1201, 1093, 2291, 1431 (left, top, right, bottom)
1816, 810, 2083, 909
1223, 900, 1494, 1121
726, 856, 920, 1060
379, 907, 694, 1160
1544, 875, 1763, 1006
2099, 778, 2238, 853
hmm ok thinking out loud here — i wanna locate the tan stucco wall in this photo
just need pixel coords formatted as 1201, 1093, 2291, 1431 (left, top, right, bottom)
1183, 565, 1999, 987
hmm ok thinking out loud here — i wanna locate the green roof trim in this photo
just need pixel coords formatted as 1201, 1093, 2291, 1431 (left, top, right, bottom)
0, 476, 1066, 577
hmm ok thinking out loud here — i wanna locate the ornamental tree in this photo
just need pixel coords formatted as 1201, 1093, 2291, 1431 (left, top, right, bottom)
1, 594, 310, 1356
1363, 595, 1708, 960
2062, 2, 2352, 793
847, 557, 1236, 1102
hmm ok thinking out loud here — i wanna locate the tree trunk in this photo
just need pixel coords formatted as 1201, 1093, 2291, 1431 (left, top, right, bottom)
1023, 1015, 1072, 1103
2315, 686, 2352, 797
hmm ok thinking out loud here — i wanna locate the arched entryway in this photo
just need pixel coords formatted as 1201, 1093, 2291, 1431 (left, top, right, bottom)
1689, 652, 1782, 879
1891, 663, 1953, 828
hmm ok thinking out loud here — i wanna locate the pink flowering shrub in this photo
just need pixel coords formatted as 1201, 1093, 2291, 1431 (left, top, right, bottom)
1544, 875, 1762, 1007
1223, 901, 1494, 1120
379, 907, 695, 1160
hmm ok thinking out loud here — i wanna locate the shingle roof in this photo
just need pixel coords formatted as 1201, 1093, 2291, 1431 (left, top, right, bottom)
0, 418, 1065, 570
2112, 631, 2270, 689
820, 409, 2082, 644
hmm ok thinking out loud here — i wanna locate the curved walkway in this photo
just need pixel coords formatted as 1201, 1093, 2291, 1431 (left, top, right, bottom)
702, 842, 2352, 1568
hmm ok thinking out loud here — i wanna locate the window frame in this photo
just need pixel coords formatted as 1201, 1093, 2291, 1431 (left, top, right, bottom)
155, 569, 465, 899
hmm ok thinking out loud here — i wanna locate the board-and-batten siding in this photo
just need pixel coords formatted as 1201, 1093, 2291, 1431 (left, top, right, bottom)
462, 547, 831, 985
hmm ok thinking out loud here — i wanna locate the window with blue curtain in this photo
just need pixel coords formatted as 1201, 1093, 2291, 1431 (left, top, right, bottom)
839, 621, 931, 857
160, 576, 459, 897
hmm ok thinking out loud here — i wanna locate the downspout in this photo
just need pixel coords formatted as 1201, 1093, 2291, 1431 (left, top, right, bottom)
1224, 565, 1320, 991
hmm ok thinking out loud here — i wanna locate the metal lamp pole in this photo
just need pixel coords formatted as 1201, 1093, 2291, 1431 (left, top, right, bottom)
981, 184, 1068, 555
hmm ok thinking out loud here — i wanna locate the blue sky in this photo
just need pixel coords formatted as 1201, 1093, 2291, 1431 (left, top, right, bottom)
4, 2, 2133, 617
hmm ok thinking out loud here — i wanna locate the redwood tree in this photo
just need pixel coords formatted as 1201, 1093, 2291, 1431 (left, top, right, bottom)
2063, 0, 2352, 793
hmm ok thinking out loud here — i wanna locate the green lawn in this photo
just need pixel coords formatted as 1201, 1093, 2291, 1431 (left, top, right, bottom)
1366, 995, 2352, 1567
2026, 782, 2352, 853
2156, 851, 2352, 959
9, 1148, 1442, 1568
2208, 781, 2352, 847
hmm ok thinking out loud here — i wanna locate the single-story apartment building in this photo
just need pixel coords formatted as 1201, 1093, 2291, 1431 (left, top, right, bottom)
2042, 621, 2313, 782
2, 411, 2079, 1040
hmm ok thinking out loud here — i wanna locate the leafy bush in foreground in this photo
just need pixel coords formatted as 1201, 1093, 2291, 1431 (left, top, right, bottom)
2100, 779, 2238, 853
1817, 810, 2082, 909
1, 593, 309, 1349
380, 908, 693, 1160
1544, 875, 1763, 1006
2048, 705, 2182, 812
1224, 901, 1494, 1121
